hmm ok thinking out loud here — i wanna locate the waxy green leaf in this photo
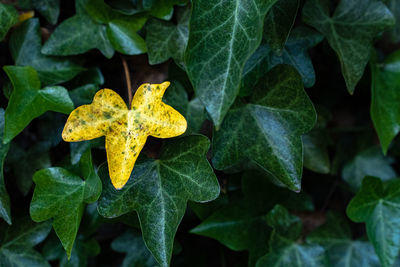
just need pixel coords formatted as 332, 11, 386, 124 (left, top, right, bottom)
307, 213, 380, 267
263, 0, 299, 53
0, 3, 18, 41
146, 7, 189, 67
10, 19, 84, 86
342, 147, 397, 191
0, 109, 11, 225
212, 65, 316, 191
371, 50, 400, 153
302, 0, 395, 93
98, 135, 219, 267
185, 0, 278, 127
41, 14, 114, 58
347, 177, 400, 267
256, 205, 325, 267
387, 0, 400, 43
241, 26, 323, 96
32, 0, 60, 24
30, 149, 102, 258
111, 230, 157, 267
0, 219, 51, 267
3, 66, 74, 144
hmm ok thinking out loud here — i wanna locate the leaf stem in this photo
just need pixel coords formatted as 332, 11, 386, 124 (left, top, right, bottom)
121, 55, 132, 104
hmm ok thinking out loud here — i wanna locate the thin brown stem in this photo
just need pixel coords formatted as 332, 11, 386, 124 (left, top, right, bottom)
121, 55, 132, 104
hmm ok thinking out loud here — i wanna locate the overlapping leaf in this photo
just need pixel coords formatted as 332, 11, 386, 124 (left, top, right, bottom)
185, 0, 278, 127
256, 205, 325, 267
191, 171, 314, 266
98, 135, 220, 267
3, 65, 74, 143
10, 18, 84, 86
307, 213, 380, 267
0, 3, 18, 41
32, 0, 60, 24
0, 219, 51, 267
241, 26, 323, 96
212, 65, 316, 191
342, 147, 396, 191
30, 149, 102, 257
263, 0, 299, 53
347, 177, 400, 267
302, 0, 395, 93
371, 50, 400, 153
146, 6, 189, 67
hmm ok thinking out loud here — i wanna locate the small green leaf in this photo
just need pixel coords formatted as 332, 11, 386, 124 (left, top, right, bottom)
241, 26, 323, 96
256, 205, 325, 267
30, 149, 102, 258
111, 230, 157, 267
263, 0, 299, 53
342, 147, 397, 191
32, 0, 60, 24
98, 135, 220, 267
185, 0, 278, 127
371, 50, 400, 153
3, 66, 74, 143
146, 6, 189, 67
302, 0, 395, 93
212, 65, 316, 191
0, 3, 18, 41
0, 109, 11, 225
307, 213, 380, 267
10, 19, 84, 86
0, 218, 51, 267
42, 14, 114, 58
346, 177, 400, 267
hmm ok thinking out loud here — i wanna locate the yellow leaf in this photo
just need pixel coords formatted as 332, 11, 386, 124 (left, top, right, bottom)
62, 82, 187, 189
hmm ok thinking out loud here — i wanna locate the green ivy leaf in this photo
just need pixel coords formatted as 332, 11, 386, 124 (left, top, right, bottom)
256, 205, 325, 267
163, 81, 206, 134
371, 50, 400, 153
30, 149, 102, 258
3, 65, 74, 144
0, 3, 18, 41
342, 147, 397, 191
10, 19, 84, 86
191, 171, 313, 266
185, 0, 278, 127
32, 0, 60, 24
307, 212, 380, 267
84, 0, 148, 55
0, 109, 11, 225
98, 135, 220, 267
0, 218, 51, 267
146, 6, 189, 67
302, 0, 395, 94
212, 65, 316, 191
41, 14, 114, 58
346, 177, 400, 267
263, 0, 299, 53
111, 230, 157, 267
241, 26, 323, 96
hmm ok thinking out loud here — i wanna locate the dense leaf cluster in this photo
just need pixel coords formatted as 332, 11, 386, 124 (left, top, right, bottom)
0, 0, 400, 266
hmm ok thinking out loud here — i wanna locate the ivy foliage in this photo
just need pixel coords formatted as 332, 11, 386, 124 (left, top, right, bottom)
0, 0, 400, 266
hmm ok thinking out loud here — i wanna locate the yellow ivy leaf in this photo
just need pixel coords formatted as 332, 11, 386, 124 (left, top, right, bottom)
62, 82, 187, 189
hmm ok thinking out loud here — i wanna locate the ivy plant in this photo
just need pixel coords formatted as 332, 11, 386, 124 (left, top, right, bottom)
0, 0, 400, 266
